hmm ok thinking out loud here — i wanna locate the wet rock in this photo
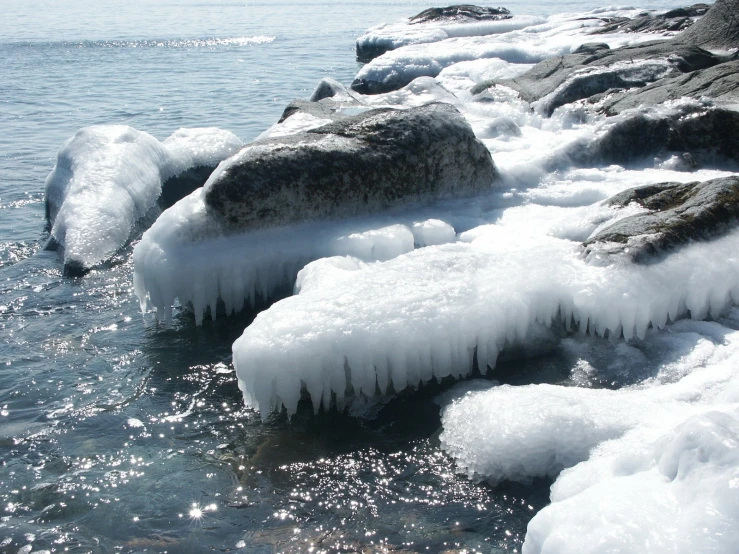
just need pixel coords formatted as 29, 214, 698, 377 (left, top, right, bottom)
599, 60, 739, 115
203, 103, 498, 231
572, 42, 610, 55
589, 4, 710, 36
566, 105, 739, 169
584, 176, 739, 262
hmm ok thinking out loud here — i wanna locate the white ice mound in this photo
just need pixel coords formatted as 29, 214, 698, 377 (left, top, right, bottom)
356, 14, 545, 60
439, 317, 739, 553
232, 224, 739, 418
45, 125, 242, 274
133, 185, 456, 325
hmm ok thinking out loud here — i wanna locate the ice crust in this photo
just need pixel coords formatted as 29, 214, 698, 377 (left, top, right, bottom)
45, 125, 242, 271
133, 186, 456, 325
439, 315, 739, 553
356, 15, 546, 57
353, 9, 665, 94
232, 221, 739, 417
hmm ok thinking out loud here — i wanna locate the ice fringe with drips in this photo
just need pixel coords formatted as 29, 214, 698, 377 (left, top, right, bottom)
232, 225, 739, 419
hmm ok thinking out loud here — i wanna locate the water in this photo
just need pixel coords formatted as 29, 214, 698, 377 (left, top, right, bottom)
0, 0, 686, 552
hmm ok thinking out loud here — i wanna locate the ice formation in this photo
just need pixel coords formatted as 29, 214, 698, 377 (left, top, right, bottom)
232, 219, 739, 417
132, 186, 457, 325
439, 315, 739, 553
45, 125, 242, 273
352, 9, 666, 94
356, 14, 545, 60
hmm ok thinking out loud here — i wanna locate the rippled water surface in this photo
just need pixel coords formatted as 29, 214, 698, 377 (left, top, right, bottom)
1, 0, 684, 552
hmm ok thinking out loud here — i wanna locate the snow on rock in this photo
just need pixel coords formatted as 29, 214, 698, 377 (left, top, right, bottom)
352, 9, 666, 95
44, 125, 242, 275
132, 187, 456, 325
356, 12, 543, 62
232, 222, 739, 418
439, 316, 739, 553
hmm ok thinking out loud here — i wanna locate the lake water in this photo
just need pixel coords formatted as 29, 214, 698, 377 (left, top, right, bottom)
0, 0, 688, 552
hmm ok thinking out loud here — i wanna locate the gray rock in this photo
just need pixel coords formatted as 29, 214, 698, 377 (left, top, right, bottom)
589, 4, 709, 36
565, 105, 739, 169
584, 176, 739, 262
599, 60, 739, 115
203, 103, 498, 230
675, 0, 739, 49
572, 43, 610, 55
409, 5, 511, 24
473, 41, 721, 116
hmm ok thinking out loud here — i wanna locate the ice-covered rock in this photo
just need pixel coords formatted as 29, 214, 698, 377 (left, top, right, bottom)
438, 317, 739, 553
203, 102, 497, 231
355, 5, 531, 63
584, 176, 739, 262
476, 41, 720, 116
353, 10, 687, 95
232, 222, 739, 418
589, 3, 709, 36
44, 125, 242, 275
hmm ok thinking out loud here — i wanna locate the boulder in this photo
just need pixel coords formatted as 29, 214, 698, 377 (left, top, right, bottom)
598, 60, 739, 115
675, 0, 739, 49
584, 176, 739, 262
565, 105, 739, 169
589, 4, 710, 36
409, 5, 511, 24
356, 5, 512, 62
473, 41, 721, 116
203, 103, 498, 231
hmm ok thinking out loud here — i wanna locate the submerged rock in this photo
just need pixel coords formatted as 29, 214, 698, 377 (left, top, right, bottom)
203, 102, 498, 231
584, 176, 739, 262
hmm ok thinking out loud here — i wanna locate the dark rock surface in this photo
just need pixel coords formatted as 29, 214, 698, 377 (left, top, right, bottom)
159, 165, 218, 209
203, 103, 498, 231
599, 59, 739, 115
589, 4, 709, 36
409, 5, 511, 24
584, 176, 739, 262
566, 105, 739, 169
473, 42, 721, 116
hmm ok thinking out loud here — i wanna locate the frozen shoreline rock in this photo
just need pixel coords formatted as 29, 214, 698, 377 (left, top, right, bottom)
355, 4, 517, 63
44, 125, 242, 276
203, 102, 498, 231
584, 176, 739, 262
589, 3, 709, 36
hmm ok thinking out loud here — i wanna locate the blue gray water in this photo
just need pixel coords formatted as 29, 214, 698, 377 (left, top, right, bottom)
0, 0, 683, 552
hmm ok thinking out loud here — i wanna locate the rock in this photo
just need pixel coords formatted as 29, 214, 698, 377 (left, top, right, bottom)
308, 77, 355, 102
584, 176, 739, 262
566, 104, 739, 169
203, 103, 498, 231
675, 0, 739, 49
409, 5, 511, 24
589, 4, 710, 36
474, 41, 721, 116
572, 43, 610, 55
355, 5, 512, 62
599, 60, 739, 116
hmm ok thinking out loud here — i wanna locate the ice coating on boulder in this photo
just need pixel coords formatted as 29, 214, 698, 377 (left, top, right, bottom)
232, 222, 739, 418
45, 125, 242, 274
